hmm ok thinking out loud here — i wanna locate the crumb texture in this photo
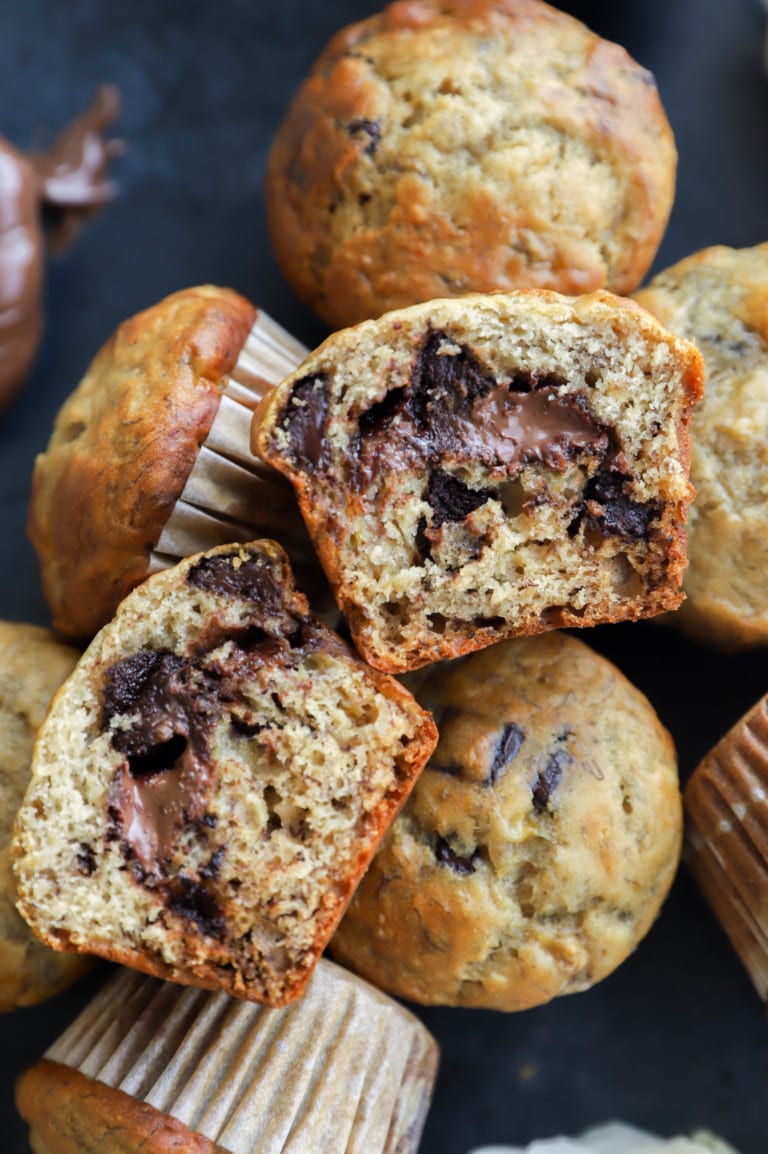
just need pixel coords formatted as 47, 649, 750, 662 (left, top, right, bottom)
28, 285, 257, 641
266, 0, 676, 327
254, 290, 702, 672
12, 541, 436, 1006
331, 632, 683, 1010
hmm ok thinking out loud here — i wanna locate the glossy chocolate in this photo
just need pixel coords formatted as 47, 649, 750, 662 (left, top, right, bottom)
352, 330, 609, 485
0, 87, 120, 412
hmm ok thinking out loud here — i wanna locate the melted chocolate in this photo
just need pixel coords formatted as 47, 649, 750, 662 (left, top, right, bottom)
416, 471, 495, 561
353, 329, 609, 489
281, 374, 330, 469
0, 87, 120, 411
188, 553, 284, 606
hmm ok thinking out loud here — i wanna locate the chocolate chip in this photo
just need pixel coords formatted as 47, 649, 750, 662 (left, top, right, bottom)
488, 722, 525, 786
280, 374, 330, 470
127, 733, 187, 778
358, 384, 408, 440
76, 844, 96, 876
102, 650, 181, 724
532, 749, 572, 812
187, 554, 285, 609
347, 117, 381, 156
166, 876, 226, 939
201, 847, 226, 880
230, 714, 265, 738
410, 329, 495, 428
579, 471, 659, 538
424, 471, 495, 530
416, 470, 495, 561
435, 835, 479, 875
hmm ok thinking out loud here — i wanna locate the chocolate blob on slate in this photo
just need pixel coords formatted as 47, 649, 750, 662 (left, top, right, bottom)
353, 327, 609, 488
532, 748, 573, 812
347, 117, 381, 156
435, 835, 479, 875
570, 470, 659, 539
280, 374, 330, 469
488, 722, 525, 786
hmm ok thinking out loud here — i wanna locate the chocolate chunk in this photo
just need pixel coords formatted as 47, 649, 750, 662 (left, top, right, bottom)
532, 748, 572, 812
488, 722, 525, 786
358, 384, 408, 440
102, 650, 181, 724
425, 471, 495, 530
571, 470, 659, 539
416, 471, 495, 561
187, 554, 284, 609
353, 328, 608, 489
410, 329, 496, 429
166, 876, 226, 939
103, 653, 220, 871
435, 835, 479, 875
76, 844, 96, 876
280, 374, 330, 469
230, 714, 265, 738
201, 847, 226, 880
347, 117, 381, 156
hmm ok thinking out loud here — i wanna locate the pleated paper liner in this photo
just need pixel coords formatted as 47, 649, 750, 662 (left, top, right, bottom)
684, 692, 768, 1000
147, 309, 334, 618
17, 960, 438, 1154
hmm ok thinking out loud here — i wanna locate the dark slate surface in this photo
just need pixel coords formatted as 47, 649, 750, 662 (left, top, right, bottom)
0, 1, 767, 1151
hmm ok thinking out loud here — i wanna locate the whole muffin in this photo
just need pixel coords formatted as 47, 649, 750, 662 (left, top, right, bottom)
266, 0, 676, 329
635, 243, 768, 649
331, 632, 682, 1010
16, 961, 438, 1154
0, 622, 91, 1010
29, 285, 313, 641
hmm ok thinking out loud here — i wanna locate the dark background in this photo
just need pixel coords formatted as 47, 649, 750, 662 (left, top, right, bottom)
1, 1, 767, 1150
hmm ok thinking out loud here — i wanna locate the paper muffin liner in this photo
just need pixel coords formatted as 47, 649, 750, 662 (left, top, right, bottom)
40, 959, 438, 1154
684, 692, 768, 999
147, 310, 330, 609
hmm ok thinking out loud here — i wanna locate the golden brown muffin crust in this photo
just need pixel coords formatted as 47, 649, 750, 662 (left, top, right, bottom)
635, 243, 768, 649
332, 633, 682, 1010
0, 622, 91, 1011
266, 0, 676, 328
17, 1061, 224, 1154
29, 285, 257, 641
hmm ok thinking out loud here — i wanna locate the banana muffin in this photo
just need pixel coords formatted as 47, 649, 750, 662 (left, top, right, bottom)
266, 0, 677, 328
12, 541, 437, 1007
635, 243, 768, 649
253, 290, 703, 672
0, 622, 91, 1010
331, 632, 682, 1010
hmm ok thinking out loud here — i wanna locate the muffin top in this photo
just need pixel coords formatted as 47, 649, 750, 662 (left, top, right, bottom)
0, 621, 91, 1011
29, 285, 257, 640
635, 243, 768, 649
267, 0, 676, 328
332, 632, 682, 1010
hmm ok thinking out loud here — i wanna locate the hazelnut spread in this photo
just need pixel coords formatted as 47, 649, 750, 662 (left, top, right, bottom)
284, 330, 609, 489
0, 86, 120, 412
